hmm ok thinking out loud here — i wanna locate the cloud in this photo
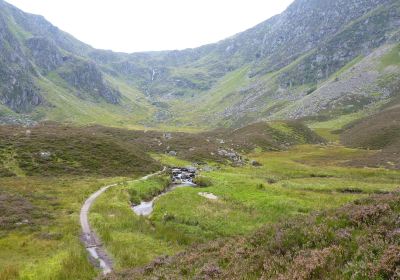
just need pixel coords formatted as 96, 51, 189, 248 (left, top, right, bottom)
5, 0, 294, 52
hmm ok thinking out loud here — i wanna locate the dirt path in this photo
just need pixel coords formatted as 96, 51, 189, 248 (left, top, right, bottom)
80, 168, 165, 275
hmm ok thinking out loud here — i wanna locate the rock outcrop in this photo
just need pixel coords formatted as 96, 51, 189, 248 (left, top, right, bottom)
58, 60, 121, 104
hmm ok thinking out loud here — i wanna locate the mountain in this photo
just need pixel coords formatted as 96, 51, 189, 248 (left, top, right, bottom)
0, 0, 400, 129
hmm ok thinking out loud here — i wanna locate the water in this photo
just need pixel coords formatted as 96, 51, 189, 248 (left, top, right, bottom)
86, 247, 112, 275
132, 200, 154, 216
132, 181, 196, 216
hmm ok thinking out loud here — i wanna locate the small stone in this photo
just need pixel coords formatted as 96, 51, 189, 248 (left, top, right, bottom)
168, 151, 177, 156
39, 151, 52, 159
251, 160, 262, 167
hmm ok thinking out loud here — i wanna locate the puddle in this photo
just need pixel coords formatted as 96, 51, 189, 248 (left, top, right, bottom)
87, 247, 112, 275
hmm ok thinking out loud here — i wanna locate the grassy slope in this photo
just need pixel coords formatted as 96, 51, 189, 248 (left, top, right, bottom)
307, 43, 400, 142
166, 65, 252, 128
31, 73, 155, 130
2, 2, 399, 132
92, 144, 400, 273
169, 42, 396, 130
341, 103, 400, 170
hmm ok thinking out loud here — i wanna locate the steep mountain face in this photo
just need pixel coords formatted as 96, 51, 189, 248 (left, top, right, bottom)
187, 0, 400, 126
95, 0, 396, 97
0, 0, 399, 128
26, 37, 65, 74
0, 7, 42, 113
0, 0, 121, 115
57, 60, 121, 104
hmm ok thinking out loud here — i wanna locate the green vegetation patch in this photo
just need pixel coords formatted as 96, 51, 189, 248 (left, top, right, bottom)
380, 44, 400, 69
90, 176, 182, 270
127, 176, 171, 204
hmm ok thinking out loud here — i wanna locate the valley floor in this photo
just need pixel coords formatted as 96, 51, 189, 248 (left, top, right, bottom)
90, 145, 400, 276
1, 144, 399, 279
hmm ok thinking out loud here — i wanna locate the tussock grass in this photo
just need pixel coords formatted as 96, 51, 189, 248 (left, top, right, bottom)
127, 176, 171, 203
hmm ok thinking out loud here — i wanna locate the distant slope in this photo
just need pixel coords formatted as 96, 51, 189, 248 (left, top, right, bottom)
341, 100, 400, 169
0, 121, 323, 178
0, 123, 161, 177
104, 192, 400, 280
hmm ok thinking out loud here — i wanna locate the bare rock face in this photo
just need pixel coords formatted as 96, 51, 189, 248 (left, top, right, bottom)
0, 76, 42, 113
0, 11, 43, 113
58, 60, 121, 104
26, 37, 64, 74
277, 0, 400, 87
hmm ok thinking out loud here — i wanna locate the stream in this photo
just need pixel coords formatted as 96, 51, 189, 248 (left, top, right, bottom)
132, 167, 197, 216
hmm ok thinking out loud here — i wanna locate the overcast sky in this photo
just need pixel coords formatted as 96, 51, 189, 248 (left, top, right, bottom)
5, 0, 294, 53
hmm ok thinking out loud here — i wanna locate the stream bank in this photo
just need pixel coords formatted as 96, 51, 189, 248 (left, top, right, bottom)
132, 167, 197, 216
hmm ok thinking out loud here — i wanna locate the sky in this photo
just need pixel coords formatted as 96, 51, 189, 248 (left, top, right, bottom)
5, 0, 294, 53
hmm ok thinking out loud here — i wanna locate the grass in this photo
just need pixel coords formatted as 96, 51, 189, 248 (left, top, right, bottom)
32, 74, 156, 130
151, 154, 192, 167
380, 43, 400, 69
2, 122, 399, 279
308, 111, 372, 142
90, 176, 183, 270
166, 65, 252, 127
127, 175, 171, 203
91, 144, 400, 272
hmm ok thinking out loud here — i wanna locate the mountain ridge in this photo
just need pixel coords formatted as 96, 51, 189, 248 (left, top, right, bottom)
0, 0, 399, 130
